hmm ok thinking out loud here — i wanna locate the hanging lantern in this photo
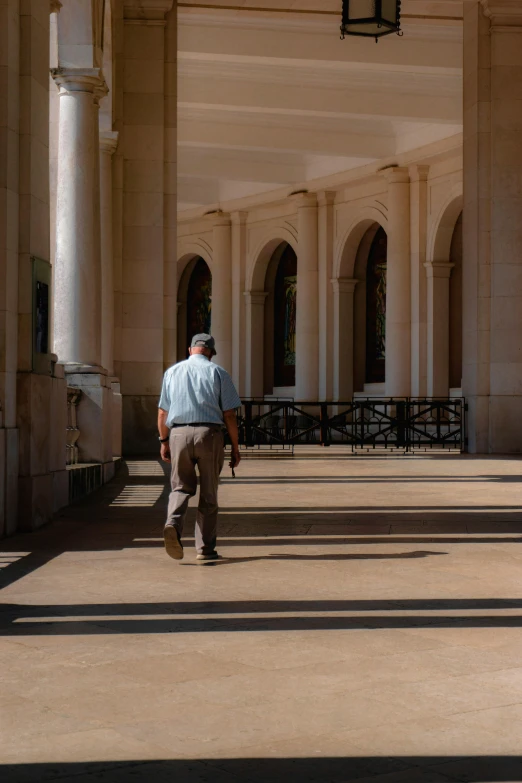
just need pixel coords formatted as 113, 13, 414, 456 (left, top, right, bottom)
341, 0, 402, 42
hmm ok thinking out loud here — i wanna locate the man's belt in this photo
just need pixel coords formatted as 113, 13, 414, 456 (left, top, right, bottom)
170, 422, 221, 428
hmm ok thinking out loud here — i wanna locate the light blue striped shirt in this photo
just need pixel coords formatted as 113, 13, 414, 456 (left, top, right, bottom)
158, 355, 242, 427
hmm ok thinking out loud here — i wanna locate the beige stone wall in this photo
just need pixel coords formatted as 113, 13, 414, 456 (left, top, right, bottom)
120, 1, 175, 454
0, 1, 67, 536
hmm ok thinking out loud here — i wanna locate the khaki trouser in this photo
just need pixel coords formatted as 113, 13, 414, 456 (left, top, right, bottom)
166, 425, 225, 554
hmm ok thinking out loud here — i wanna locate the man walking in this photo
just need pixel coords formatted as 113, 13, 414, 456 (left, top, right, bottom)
158, 334, 242, 562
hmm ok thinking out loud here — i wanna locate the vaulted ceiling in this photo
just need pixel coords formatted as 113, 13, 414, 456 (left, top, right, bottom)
178, 0, 463, 213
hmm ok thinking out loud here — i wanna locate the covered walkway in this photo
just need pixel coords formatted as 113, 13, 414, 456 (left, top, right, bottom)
2, 456, 522, 781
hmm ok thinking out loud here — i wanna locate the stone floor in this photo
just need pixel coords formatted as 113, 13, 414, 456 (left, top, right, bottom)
2, 453, 522, 782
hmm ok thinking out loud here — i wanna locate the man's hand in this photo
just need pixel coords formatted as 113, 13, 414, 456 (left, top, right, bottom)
229, 447, 241, 470
160, 442, 171, 463
223, 409, 241, 472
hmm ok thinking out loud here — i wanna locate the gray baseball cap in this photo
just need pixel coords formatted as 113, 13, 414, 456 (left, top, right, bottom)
190, 333, 216, 355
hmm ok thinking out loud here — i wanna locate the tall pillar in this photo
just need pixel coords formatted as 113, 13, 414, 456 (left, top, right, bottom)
384, 168, 411, 398
100, 131, 118, 376
463, 0, 522, 453
232, 212, 247, 392
211, 215, 233, 373
332, 279, 358, 401
244, 291, 268, 397
318, 191, 335, 400
295, 193, 319, 400
53, 70, 104, 369
410, 165, 429, 397
52, 69, 112, 470
425, 262, 454, 397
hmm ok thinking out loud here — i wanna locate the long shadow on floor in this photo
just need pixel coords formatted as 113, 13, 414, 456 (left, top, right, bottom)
2, 756, 522, 782
4, 595, 522, 636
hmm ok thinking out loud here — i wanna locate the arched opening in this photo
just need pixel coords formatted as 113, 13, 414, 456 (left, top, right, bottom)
449, 212, 463, 392
177, 256, 212, 360
263, 243, 297, 396
352, 224, 388, 393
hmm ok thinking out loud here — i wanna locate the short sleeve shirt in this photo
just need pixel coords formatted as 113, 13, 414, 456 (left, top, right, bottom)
158, 354, 242, 427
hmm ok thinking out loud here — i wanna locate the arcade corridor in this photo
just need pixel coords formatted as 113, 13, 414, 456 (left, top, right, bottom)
1, 456, 522, 781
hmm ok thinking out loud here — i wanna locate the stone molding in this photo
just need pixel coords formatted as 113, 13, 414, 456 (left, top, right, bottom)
382, 166, 410, 185
331, 278, 358, 294
99, 130, 119, 156
408, 164, 430, 183
52, 67, 107, 96
424, 261, 454, 278
231, 211, 248, 226
480, 0, 522, 26
243, 290, 268, 306
317, 190, 336, 207
124, 0, 174, 22
292, 192, 318, 209
209, 212, 231, 228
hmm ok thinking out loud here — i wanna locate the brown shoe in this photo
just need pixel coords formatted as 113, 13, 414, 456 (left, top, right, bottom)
164, 526, 184, 560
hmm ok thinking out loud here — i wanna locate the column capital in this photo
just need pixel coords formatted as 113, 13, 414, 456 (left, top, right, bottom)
317, 190, 336, 207
331, 278, 358, 294
408, 164, 430, 183
124, 0, 174, 23
382, 166, 410, 185
480, 0, 522, 26
50, 0, 62, 12
208, 212, 231, 229
52, 67, 106, 95
100, 130, 119, 156
292, 192, 318, 209
243, 290, 268, 306
424, 261, 454, 278
231, 211, 248, 226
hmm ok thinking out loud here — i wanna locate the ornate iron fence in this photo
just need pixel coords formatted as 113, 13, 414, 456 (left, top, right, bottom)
232, 398, 465, 453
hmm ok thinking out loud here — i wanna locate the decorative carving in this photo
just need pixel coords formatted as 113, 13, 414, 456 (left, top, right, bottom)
50, 0, 62, 12
66, 388, 82, 465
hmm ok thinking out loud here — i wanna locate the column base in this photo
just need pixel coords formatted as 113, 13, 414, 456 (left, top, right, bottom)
66, 370, 113, 465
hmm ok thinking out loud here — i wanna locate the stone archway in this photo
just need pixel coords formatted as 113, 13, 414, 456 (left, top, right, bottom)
426, 191, 463, 396
244, 230, 298, 398
333, 211, 388, 400
176, 254, 212, 361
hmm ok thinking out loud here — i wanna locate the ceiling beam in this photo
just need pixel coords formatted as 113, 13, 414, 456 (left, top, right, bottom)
178, 118, 394, 158
178, 77, 462, 125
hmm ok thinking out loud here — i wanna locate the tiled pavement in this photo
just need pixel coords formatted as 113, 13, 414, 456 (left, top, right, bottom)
1, 453, 522, 782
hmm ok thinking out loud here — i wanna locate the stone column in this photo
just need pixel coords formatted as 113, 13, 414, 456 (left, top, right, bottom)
52, 70, 104, 369
211, 214, 233, 373
332, 279, 358, 401
99, 131, 118, 377
52, 69, 112, 470
244, 291, 268, 397
318, 191, 335, 400
410, 165, 429, 397
384, 167, 411, 398
100, 131, 121, 460
232, 212, 247, 392
463, 0, 522, 452
295, 193, 319, 400
425, 262, 454, 397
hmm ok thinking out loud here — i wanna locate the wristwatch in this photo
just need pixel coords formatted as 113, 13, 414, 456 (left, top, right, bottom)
159, 435, 169, 443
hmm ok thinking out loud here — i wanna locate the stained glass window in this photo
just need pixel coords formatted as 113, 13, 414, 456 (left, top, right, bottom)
365, 227, 387, 384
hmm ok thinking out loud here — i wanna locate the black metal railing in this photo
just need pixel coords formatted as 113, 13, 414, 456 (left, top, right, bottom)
231, 398, 466, 453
